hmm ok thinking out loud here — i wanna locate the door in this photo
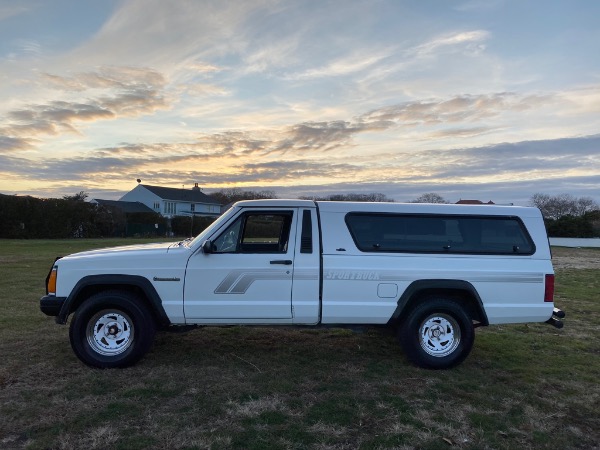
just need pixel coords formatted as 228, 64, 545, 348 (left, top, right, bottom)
184, 209, 297, 322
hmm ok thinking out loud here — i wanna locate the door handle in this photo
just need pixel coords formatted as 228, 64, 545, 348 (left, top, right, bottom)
270, 260, 292, 265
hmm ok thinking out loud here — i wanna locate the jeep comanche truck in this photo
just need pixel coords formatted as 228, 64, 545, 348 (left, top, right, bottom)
40, 199, 564, 369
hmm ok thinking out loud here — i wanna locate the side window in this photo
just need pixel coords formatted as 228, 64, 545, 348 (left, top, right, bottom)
346, 213, 534, 255
212, 216, 243, 253
213, 212, 293, 254
478, 218, 534, 253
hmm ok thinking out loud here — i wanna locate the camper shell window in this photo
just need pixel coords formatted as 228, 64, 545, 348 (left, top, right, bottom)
345, 213, 535, 255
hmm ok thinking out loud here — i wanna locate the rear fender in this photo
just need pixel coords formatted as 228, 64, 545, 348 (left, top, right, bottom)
389, 279, 489, 326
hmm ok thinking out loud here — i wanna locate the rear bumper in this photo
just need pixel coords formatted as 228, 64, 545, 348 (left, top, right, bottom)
40, 295, 66, 317
545, 306, 566, 329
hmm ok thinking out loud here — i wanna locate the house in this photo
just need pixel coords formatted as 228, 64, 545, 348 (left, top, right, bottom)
119, 183, 221, 218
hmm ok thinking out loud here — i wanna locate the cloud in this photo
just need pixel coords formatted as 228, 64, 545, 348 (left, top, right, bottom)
1, 66, 168, 142
0, 136, 36, 152
396, 134, 600, 182
183, 62, 222, 73
276, 121, 363, 153
285, 50, 393, 80
454, 0, 505, 12
10, 39, 42, 58
182, 83, 230, 97
65, 0, 274, 69
0, 3, 29, 22
358, 92, 556, 127
4, 129, 597, 192
237, 160, 357, 181
410, 30, 490, 58
3, 101, 113, 138
190, 92, 559, 157
243, 37, 301, 74
41, 66, 166, 92
97, 88, 167, 116
2, 88, 579, 181
428, 127, 496, 139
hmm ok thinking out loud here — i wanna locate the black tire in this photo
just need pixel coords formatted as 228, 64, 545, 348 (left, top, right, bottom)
398, 297, 474, 369
69, 290, 156, 368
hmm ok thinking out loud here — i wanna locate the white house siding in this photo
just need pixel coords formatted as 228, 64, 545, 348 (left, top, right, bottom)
119, 185, 221, 218
120, 185, 163, 213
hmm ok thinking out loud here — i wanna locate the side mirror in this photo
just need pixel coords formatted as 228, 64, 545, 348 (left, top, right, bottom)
202, 240, 214, 254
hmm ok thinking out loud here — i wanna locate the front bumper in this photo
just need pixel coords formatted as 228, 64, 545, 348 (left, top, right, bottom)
40, 295, 66, 317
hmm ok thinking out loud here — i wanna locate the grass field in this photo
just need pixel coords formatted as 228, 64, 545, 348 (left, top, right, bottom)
0, 240, 599, 449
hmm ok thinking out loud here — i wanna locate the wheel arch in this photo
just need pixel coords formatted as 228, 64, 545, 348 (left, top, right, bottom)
57, 275, 170, 328
388, 279, 489, 327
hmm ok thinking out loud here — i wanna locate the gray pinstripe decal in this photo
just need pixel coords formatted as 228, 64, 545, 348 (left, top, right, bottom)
378, 272, 544, 283
214, 269, 319, 294
324, 271, 544, 284
214, 270, 288, 294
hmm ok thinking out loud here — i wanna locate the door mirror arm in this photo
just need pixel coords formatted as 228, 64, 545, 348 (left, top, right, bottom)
202, 240, 214, 254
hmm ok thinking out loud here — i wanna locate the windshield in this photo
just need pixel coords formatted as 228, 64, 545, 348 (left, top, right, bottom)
187, 206, 240, 249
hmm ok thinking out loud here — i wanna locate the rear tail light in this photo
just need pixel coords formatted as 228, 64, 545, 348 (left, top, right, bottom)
544, 274, 555, 303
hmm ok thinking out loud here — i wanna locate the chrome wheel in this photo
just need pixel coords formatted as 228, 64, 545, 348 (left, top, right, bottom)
86, 310, 134, 356
418, 313, 461, 358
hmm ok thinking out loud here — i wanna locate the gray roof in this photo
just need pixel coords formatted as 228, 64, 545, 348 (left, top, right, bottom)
93, 199, 156, 214
142, 185, 221, 205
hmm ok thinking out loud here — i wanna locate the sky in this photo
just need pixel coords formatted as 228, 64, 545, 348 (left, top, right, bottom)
1, 0, 599, 205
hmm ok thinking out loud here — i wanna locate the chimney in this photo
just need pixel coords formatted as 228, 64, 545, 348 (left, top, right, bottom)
192, 183, 200, 191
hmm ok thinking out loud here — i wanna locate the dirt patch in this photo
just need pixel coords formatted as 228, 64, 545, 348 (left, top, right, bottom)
551, 247, 600, 270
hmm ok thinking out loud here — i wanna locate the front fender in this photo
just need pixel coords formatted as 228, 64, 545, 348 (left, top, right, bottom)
57, 274, 170, 327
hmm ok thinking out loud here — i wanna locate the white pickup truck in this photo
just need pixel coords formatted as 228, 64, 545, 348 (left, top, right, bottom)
40, 199, 564, 369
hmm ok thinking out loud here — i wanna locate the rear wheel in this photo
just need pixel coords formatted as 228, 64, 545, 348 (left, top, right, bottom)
398, 297, 474, 369
69, 290, 156, 368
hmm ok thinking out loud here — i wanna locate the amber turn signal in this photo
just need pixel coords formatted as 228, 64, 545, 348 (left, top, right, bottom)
47, 268, 57, 295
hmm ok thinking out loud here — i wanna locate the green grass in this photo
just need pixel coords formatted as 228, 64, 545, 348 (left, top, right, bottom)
1, 240, 599, 449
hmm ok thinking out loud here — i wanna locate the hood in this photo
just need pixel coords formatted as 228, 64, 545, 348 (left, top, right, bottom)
62, 242, 183, 260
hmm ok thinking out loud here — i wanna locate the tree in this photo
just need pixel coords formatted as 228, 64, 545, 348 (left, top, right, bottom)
410, 193, 448, 204
575, 197, 598, 216
63, 191, 89, 202
530, 193, 600, 238
545, 215, 596, 238
530, 193, 599, 220
530, 193, 552, 216
209, 188, 277, 205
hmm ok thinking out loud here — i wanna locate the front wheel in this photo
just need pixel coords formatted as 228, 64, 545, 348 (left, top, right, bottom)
398, 297, 474, 369
69, 290, 156, 368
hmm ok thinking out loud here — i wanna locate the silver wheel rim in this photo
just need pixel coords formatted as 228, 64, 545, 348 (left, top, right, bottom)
418, 313, 461, 358
86, 310, 134, 356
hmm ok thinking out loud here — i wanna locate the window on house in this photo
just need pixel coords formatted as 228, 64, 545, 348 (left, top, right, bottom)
164, 202, 176, 215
